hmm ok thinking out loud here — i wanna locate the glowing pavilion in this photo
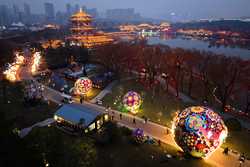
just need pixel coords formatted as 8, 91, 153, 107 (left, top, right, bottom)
68, 8, 114, 48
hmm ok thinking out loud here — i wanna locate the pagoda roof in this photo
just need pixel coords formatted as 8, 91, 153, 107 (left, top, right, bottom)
71, 9, 92, 19
71, 27, 95, 31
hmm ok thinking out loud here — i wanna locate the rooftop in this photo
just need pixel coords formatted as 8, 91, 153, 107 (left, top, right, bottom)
55, 104, 103, 127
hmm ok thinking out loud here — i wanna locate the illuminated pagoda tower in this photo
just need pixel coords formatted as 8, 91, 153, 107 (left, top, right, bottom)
68, 8, 113, 48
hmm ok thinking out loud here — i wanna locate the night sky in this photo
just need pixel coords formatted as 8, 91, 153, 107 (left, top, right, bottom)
1, 0, 250, 20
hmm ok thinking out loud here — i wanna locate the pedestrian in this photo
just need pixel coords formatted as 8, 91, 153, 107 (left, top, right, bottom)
133, 118, 136, 124
80, 97, 83, 104
239, 153, 245, 167
119, 113, 122, 120
223, 147, 229, 155
111, 115, 114, 121
166, 128, 169, 135
158, 139, 161, 146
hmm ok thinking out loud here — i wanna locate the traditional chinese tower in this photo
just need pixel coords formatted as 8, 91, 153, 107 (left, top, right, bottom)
68, 8, 113, 48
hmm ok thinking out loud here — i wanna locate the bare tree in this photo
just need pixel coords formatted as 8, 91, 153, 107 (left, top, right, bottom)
209, 56, 242, 112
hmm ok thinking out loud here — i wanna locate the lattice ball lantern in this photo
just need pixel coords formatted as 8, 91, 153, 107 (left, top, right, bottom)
172, 106, 228, 158
74, 77, 92, 95
123, 91, 142, 114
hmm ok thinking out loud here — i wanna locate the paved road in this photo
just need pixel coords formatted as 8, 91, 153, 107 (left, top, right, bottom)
41, 84, 250, 167
18, 63, 249, 167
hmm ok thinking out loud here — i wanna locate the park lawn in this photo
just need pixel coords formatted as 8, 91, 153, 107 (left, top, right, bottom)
95, 139, 213, 167
222, 129, 250, 158
27, 125, 213, 167
101, 79, 250, 159
86, 88, 102, 100
0, 81, 59, 129
102, 79, 192, 127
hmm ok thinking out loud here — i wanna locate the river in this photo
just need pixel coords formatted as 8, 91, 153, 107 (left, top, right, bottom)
148, 37, 250, 60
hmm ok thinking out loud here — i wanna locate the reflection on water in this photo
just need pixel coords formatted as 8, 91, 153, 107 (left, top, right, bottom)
148, 35, 250, 60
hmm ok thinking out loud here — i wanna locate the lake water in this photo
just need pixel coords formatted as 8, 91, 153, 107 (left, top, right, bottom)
148, 37, 250, 60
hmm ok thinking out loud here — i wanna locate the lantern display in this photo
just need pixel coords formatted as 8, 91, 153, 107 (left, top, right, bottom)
74, 77, 92, 95
172, 106, 228, 158
133, 128, 144, 144
123, 91, 142, 114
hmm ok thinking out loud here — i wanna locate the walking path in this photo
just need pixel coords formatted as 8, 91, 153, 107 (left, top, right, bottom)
19, 118, 55, 138
40, 85, 250, 167
90, 77, 137, 104
18, 63, 249, 166
90, 80, 118, 103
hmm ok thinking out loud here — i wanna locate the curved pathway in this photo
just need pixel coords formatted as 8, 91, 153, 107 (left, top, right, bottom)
19, 118, 55, 138
41, 84, 250, 167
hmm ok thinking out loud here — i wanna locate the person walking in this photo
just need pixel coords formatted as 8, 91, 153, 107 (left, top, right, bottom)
133, 117, 136, 124
223, 147, 229, 155
239, 153, 245, 167
158, 140, 161, 146
119, 113, 122, 120
166, 128, 169, 135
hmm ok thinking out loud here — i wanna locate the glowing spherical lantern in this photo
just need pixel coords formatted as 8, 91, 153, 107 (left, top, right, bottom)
132, 128, 144, 144
172, 106, 228, 158
123, 91, 142, 114
74, 77, 92, 95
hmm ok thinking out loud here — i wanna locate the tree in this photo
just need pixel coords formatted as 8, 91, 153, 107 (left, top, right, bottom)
182, 50, 202, 97
25, 127, 96, 167
0, 112, 42, 167
44, 46, 69, 69
208, 56, 242, 112
167, 49, 184, 98
199, 53, 212, 102
93, 43, 131, 78
0, 39, 17, 68
1, 78, 9, 104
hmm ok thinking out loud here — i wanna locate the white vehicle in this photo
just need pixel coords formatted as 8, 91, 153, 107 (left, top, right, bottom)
61, 93, 73, 104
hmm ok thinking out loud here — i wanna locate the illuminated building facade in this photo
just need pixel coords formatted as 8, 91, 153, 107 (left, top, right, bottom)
68, 8, 113, 48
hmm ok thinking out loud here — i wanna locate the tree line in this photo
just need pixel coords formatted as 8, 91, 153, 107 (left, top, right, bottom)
93, 41, 250, 113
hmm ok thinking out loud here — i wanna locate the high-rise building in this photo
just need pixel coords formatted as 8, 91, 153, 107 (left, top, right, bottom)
87, 8, 98, 18
74, 4, 80, 14
81, 6, 87, 12
0, 5, 10, 25
12, 4, 22, 22
56, 11, 66, 25
44, 3, 55, 22
66, 3, 72, 16
106, 8, 141, 21
24, 3, 31, 17
23, 3, 31, 24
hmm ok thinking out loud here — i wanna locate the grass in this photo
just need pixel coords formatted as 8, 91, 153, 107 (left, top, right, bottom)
86, 88, 102, 101
96, 140, 213, 167
95, 135, 213, 167
0, 81, 59, 129
27, 125, 213, 167
222, 129, 250, 158
102, 79, 192, 127
101, 78, 250, 158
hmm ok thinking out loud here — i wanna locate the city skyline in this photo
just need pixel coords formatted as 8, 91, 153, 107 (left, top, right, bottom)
0, 0, 250, 20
